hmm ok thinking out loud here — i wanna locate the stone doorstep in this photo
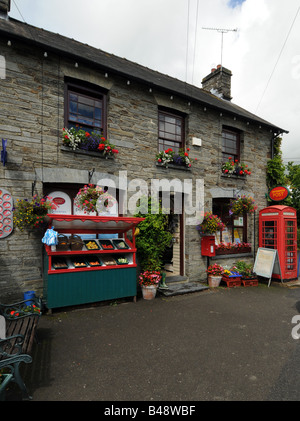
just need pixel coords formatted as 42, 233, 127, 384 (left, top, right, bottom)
158, 276, 209, 297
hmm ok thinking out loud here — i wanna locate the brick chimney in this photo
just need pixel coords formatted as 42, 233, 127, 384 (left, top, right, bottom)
202, 65, 232, 101
0, 0, 10, 19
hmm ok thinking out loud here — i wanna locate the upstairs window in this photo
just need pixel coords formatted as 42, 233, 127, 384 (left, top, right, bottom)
64, 79, 107, 136
158, 110, 185, 153
222, 127, 240, 162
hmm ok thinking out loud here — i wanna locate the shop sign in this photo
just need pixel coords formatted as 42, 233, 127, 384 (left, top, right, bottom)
49, 191, 71, 214
268, 186, 290, 201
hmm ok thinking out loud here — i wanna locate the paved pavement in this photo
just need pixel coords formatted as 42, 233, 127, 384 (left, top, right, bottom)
5, 281, 300, 402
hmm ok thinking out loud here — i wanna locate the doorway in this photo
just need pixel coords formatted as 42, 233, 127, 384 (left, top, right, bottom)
161, 193, 184, 277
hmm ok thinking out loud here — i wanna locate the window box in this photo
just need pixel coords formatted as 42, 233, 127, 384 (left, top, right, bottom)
156, 162, 191, 171
61, 145, 114, 160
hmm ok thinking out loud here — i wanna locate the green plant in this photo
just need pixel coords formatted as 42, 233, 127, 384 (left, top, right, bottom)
13, 195, 57, 231
196, 211, 226, 234
232, 261, 255, 279
134, 196, 172, 271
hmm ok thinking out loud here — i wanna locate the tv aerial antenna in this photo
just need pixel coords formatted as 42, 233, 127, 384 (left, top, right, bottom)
202, 27, 238, 68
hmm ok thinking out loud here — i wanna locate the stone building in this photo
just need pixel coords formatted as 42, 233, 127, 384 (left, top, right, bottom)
0, 0, 287, 303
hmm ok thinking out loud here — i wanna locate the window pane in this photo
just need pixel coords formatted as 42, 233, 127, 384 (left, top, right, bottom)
67, 88, 104, 133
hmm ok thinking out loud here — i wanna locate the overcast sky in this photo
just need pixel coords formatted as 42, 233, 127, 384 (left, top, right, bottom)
8, 0, 300, 163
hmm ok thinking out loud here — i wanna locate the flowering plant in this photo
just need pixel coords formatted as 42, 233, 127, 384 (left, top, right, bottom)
229, 195, 257, 216
156, 148, 174, 166
138, 270, 162, 286
13, 195, 57, 231
222, 157, 251, 176
156, 147, 195, 167
196, 212, 226, 235
62, 127, 119, 157
74, 184, 116, 214
206, 264, 224, 276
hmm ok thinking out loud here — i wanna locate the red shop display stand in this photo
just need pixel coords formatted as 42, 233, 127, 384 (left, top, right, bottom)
259, 205, 297, 281
43, 214, 144, 310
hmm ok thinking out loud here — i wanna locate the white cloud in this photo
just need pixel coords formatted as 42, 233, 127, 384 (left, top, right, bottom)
8, 0, 300, 161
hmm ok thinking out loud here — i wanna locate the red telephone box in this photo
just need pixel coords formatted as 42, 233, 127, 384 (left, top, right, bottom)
201, 235, 215, 257
259, 205, 297, 281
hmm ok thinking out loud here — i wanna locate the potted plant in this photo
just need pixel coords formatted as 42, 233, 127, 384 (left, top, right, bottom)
138, 270, 162, 300
233, 261, 258, 286
196, 211, 226, 235
206, 263, 224, 287
13, 194, 58, 231
134, 196, 172, 299
222, 157, 252, 177
229, 195, 257, 216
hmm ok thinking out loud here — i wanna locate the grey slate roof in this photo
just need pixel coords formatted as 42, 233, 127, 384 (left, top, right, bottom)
0, 16, 288, 134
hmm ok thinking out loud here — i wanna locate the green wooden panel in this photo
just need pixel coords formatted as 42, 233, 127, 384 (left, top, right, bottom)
44, 265, 137, 309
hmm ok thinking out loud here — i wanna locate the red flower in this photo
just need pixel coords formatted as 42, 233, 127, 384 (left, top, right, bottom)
98, 143, 105, 150
184, 152, 188, 156
187, 148, 190, 151
85, 132, 90, 137
228, 157, 232, 160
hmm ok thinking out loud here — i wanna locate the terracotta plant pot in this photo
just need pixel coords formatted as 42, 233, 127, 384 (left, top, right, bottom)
141, 285, 158, 300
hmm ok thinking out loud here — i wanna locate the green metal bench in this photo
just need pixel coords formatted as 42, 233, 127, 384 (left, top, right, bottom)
0, 297, 41, 400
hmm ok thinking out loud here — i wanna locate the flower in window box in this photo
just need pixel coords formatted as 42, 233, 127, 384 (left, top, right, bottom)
222, 157, 251, 176
156, 147, 194, 167
229, 195, 257, 216
62, 127, 119, 156
156, 148, 174, 166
